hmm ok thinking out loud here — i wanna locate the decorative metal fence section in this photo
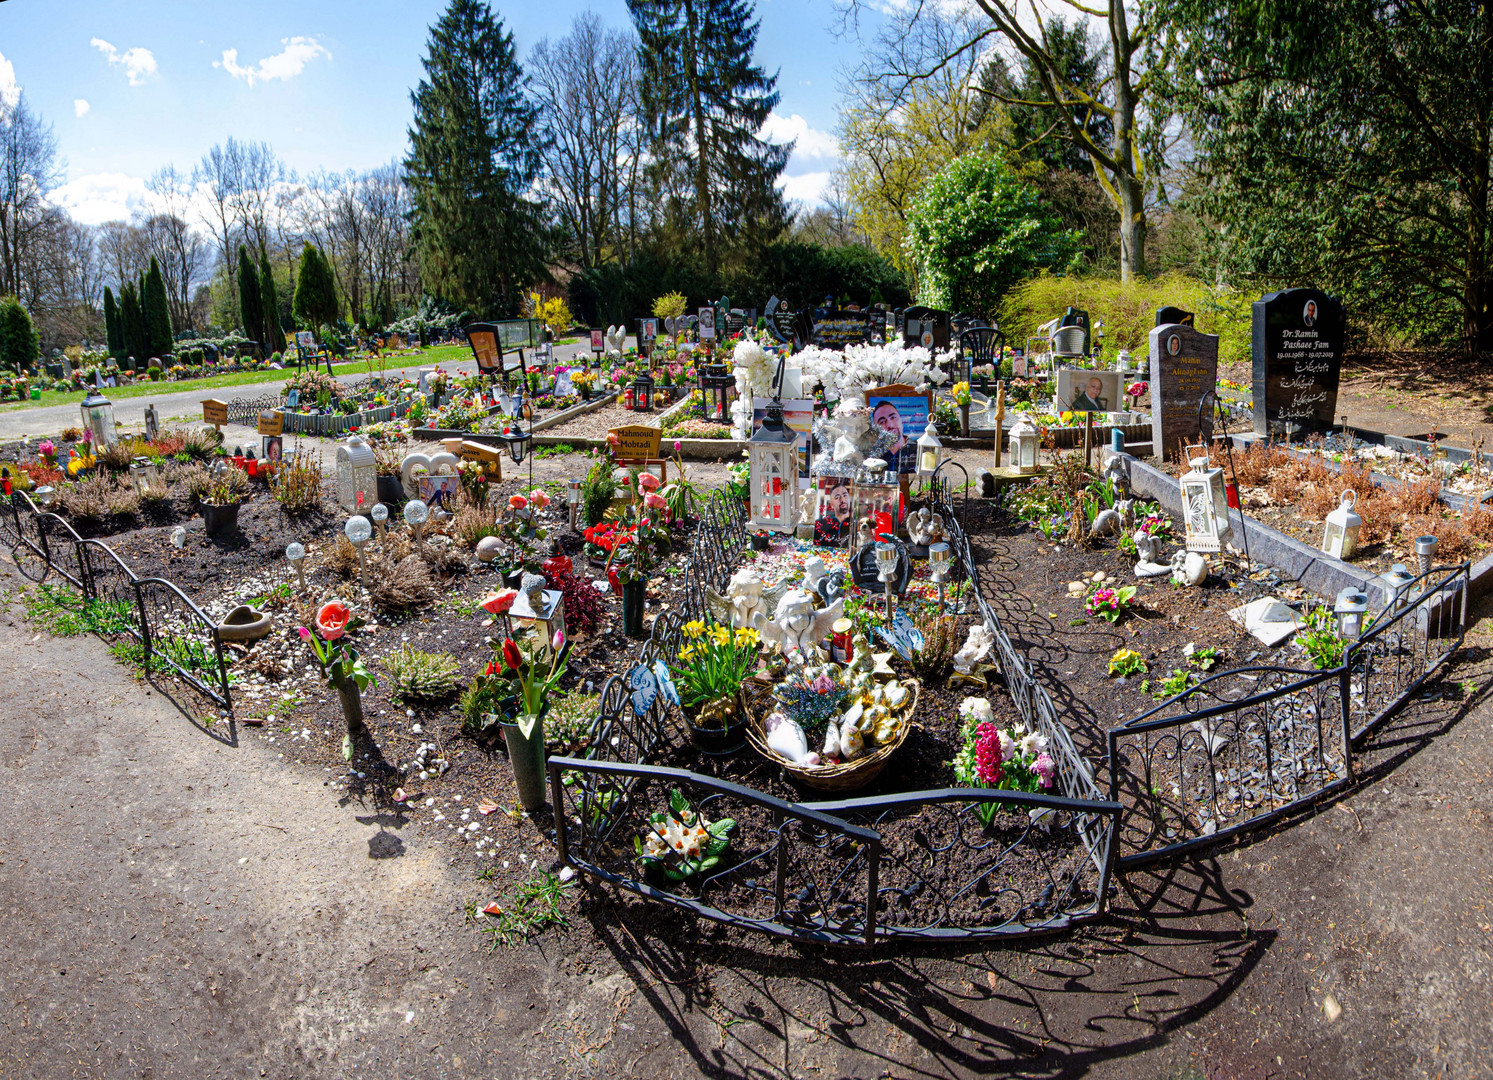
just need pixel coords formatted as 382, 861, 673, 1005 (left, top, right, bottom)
1, 493, 231, 710
550, 758, 882, 947
225, 394, 283, 426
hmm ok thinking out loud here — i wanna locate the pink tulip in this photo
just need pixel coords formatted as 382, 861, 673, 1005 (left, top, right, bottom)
297, 625, 311, 642
644, 492, 666, 510
637, 473, 661, 493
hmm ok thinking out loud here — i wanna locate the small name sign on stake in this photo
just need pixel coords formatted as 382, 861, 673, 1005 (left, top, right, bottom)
257, 411, 284, 437
609, 424, 661, 460
202, 398, 229, 428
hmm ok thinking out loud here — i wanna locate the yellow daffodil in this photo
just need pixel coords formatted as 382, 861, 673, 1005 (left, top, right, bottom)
733, 627, 760, 649
710, 625, 731, 648
683, 619, 705, 639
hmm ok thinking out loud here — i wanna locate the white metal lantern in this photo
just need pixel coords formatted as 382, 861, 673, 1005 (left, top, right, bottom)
1334, 587, 1369, 641
851, 459, 900, 539
1179, 444, 1233, 553
1009, 414, 1040, 473
1321, 490, 1362, 560
510, 585, 566, 649
80, 390, 118, 449
335, 434, 377, 513
916, 421, 944, 482
1378, 563, 1416, 610
129, 456, 162, 498
747, 402, 800, 532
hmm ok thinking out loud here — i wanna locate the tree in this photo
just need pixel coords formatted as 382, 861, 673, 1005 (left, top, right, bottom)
904, 152, 1078, 317
236, 245, 264, 348
103, 285, 123, 359
144, 256, 173, 357
0, 97, 64, 302
0, 296, 39, 373
258, 249, 283, 354
293, 243, 339, 336
628, 0, 790, 274
530, 14, 643, 270
405, 0, 546, 318
119, 281, 149, 364
1163, 0, 1493, 357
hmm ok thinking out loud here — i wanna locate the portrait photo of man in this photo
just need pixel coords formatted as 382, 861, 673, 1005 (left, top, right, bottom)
1069, 376, 1109, 412
1303, 300, 1318, 327
815, 476, 853, 545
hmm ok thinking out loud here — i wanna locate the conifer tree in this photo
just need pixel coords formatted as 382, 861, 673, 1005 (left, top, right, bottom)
0, 296, 39, 373
237, 245, 264, 352
145, 256, 174, 358
292, 243, 340, 338
627, 0, 790, 273
119, 281, 149, 365
258, 249, 283, 355
103, 286, 123, 359
405, 0, 545, 317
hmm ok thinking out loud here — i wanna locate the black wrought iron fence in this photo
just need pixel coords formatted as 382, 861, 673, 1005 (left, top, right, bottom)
136, 578, 233, 707
78, 539, 143, 640
225, 395, 283, 426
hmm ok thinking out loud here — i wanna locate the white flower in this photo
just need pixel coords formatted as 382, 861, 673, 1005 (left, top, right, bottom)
998, 729, 1017, 760
1018, 731, 1050, 758
958, 696, 994, 723
732, 339, 773, 399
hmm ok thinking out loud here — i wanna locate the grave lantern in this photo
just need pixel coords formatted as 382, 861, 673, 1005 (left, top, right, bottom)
1334, 587, 1369, 641
851, 458, 900, 540
700, 363, 734, 420
335, 434, 377, 513
128, 456, 162, 499
1009, 414, 1040, 473
1377, 563, 1416, 610
498, 420, 530, 466
80, 389, 119, 449
748, 403, 799, 532
510, 584, 566, 651
1320, 490, 1362, 560
916, 422, 944, 483
33, 485, 55, 508
1179, 444, 1233, 553
633, 372, 654, 411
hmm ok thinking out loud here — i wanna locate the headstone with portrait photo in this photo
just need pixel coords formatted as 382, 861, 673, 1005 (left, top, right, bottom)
1156, 306, 1195, 327
1251, 289, 1345, 436
902, 307, 951, 352
1148, 323, 1220, 461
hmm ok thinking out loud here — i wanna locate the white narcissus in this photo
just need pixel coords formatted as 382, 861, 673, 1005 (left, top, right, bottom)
731, 339, 773, 400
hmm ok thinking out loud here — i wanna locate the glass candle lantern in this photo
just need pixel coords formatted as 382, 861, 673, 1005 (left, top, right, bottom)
1179, 444, 1233, 553
747, 402, 800, 533
509, 586, 566, 651
916, 422, 944, 483
633, 373, 654, 412
128, 457, 162, 498
851, 460, 900, 542
404, 498, 429, 542
1321, 490, 1362, 560
499, 421, 530, 465
1009, 414, 1040, 473
1378, 563, 1416, 610
335, 434, 377, 513
80, 390, 119, 449
567, 478, 582, 530
1334, 587, 1369, 641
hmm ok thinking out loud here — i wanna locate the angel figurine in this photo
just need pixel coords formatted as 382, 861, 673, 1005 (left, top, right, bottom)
706, 567, 788, 629
906, 508, 947, 547
754, 590, 844, 666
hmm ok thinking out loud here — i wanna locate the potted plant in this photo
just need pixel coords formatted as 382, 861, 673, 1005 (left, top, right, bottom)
195, 466, 249, 534
952, 381, 973, 436
673, 619, 761, 754
477, 629, 569, 810
572, 369, 596, 401
599, 490, 670, 637
298, 601, 378, 761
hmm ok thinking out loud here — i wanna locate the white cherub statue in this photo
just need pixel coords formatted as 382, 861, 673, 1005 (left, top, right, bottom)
906, 508, 947, 547
953, 624, 995, 673
1133, 530, 1172, 579
755, 589, 844, 665
802, 556, 826, 596
706, 566, 788, 629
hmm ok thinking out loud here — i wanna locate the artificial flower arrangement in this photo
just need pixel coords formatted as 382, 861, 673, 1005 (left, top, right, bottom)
597, 493, 670, 588
569, 369, 596, 390
953, 697, 1056, 825
468, 623, 570, 740
497, 488, 551, 574
796, 339, 952, 405
298, 600, 378, 759
635, 788, 735, 881
759, 636, 913, 768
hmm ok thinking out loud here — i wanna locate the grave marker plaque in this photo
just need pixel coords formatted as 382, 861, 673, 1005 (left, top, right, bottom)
1148, 324, 1220, 460
608, 424, 661, 461
1251, 288, 1344, 435
1156, 306, 1195, 327
811, 310, 871, 349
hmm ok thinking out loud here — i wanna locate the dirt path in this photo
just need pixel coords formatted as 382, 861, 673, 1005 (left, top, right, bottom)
2, 560, 1492, 1078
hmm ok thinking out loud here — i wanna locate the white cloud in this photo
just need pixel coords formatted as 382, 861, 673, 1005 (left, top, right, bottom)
51, 172, 149, 226
74, 99, 91, 118
215, 36, 330, 87
778, 171, 833, 205
0, 51, 20, 115
761, 112, 839, 160
91, 38, 158, 86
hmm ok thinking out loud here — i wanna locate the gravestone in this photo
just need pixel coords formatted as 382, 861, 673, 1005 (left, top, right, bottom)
1251, 288, 1345, 436
1156, 306, 1195, 327
1148, 323, 1220, 461
903, 307, 951, 351
811, 310, 871, 349
725, 309, 746, 336
849, 538, 912, 596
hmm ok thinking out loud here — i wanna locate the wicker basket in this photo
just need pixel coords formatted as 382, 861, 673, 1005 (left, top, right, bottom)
745, 678, 920, 793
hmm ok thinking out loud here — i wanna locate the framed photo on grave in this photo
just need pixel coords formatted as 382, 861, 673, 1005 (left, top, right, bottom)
616, 458, 668, 486
698, 307, 717, 342
261, 435, 283, 463
865, 383, 933, 475
1054, 369, 1121, 415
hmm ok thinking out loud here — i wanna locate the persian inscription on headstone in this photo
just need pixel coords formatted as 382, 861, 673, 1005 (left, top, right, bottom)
811, 310, 871, 350
1156, 306, 1195, 328
903, 307, 951, 351
1148, 323, 1220, 461
725, 310, 746, 336
1251, 289, 1344, 435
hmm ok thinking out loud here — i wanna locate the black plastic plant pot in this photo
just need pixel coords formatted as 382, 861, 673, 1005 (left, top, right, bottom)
622, 579, 646, 637
200, 500, 242, 536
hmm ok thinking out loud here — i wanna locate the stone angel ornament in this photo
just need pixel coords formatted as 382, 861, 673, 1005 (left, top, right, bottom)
754, 589, 845, 666
906, 508, 947, 547
604, 325, 627, 359
705, 566, 789, 629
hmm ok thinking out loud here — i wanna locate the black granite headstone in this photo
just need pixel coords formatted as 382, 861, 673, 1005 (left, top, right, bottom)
1156, 306, 1195, 327
725, 310, 746, 336
903, 307, 951, 351
850, 539, 912, 596
1251, 288, 1344, 435
811, 310, 872, 349
1148, 323, 1220, 461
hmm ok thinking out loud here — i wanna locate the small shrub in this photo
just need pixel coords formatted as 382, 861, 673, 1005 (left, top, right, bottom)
95, 443, 133, 473
187, 466, 247, 505
580, 457, 618, 527
386, 645, 461, 701
324, 536, 361, 579
543, 567, 606, 637
56, 473, 140, 520
906, 612, 958, 684
182, 427, 223, 460
453, 505, 499, 547
270, 455, 324, 514
369, 553, 439, 613
59, 426, 82, 442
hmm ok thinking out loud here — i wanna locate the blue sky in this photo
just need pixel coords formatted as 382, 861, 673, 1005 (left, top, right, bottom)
0, 0, 868, 225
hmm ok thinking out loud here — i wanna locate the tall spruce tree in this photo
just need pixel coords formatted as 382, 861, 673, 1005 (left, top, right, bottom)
144, 256, 173, 357
119, 282, 149, 364
258, 249, 283, 355
0, 296, 39, 373
103, 286, 123, 359
405, 0, 545, 318
292, 243, 340, 338
236, 245, 264, 350
627, 0, 791, 273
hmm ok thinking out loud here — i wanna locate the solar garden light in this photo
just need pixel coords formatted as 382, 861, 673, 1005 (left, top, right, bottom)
129, 456, 163, 499
404, 498, 429, 543
345, 515, 373, 580
567, 478, 581, 530
1334, 587, 1369, 642
370, 502, 389, 542
928, 541, 952, 614
285, 542, 307, 592
34, 485, 55, 508
1415, 534, 1438, 576
875, 541, 899, 624
1380, 563, 1416, 611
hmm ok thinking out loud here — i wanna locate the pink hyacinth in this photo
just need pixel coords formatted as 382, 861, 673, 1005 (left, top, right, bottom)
974, 722, 1003, 786
1033, 752, 1056, 789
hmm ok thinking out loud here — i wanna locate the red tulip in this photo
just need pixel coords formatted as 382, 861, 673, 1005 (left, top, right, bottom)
502, 638, 522, 672
315, 601, 350, 641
